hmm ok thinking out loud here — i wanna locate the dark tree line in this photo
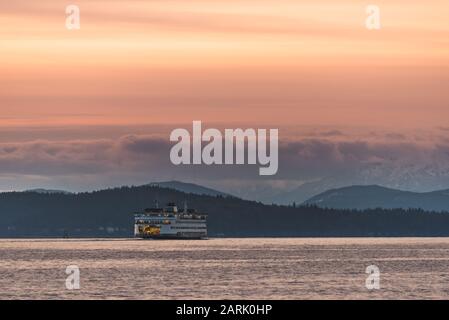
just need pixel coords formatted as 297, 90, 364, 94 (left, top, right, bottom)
1, 185, 449, 237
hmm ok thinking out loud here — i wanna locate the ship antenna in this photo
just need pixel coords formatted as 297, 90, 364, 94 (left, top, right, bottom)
155, 199, 159, 209
184, 200, 188, 213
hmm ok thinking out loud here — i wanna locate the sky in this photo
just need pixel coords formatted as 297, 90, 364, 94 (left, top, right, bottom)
0, 0, 449, 199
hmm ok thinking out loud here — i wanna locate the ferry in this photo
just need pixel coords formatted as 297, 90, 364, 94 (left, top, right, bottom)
134, 202, 208, 239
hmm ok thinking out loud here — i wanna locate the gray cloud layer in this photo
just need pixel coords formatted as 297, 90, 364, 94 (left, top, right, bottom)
0, 128, 449, 197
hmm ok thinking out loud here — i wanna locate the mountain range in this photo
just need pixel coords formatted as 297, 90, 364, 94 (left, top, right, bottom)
149, 181, 449, 212
303, 185, 449, 211
146, 181, 449, 212
146, 181, 232, 198
24, 189, 73, 195
21, 181, 449, 212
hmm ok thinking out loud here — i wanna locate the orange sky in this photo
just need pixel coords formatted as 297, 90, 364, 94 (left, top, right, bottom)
0, 0, 449, 193
1, 0, 449, 129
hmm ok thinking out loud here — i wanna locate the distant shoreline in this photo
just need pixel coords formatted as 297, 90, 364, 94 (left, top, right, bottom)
3, 235, 449, 240
3, 185, 449, 239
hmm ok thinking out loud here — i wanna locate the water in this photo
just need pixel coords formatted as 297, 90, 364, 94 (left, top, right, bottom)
1, 237, 449, 299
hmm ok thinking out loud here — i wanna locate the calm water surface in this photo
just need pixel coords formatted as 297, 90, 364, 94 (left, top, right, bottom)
1, 238, 449, 299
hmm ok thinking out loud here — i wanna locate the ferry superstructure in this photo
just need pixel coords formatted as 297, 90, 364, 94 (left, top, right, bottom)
134, 202, 208, 239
